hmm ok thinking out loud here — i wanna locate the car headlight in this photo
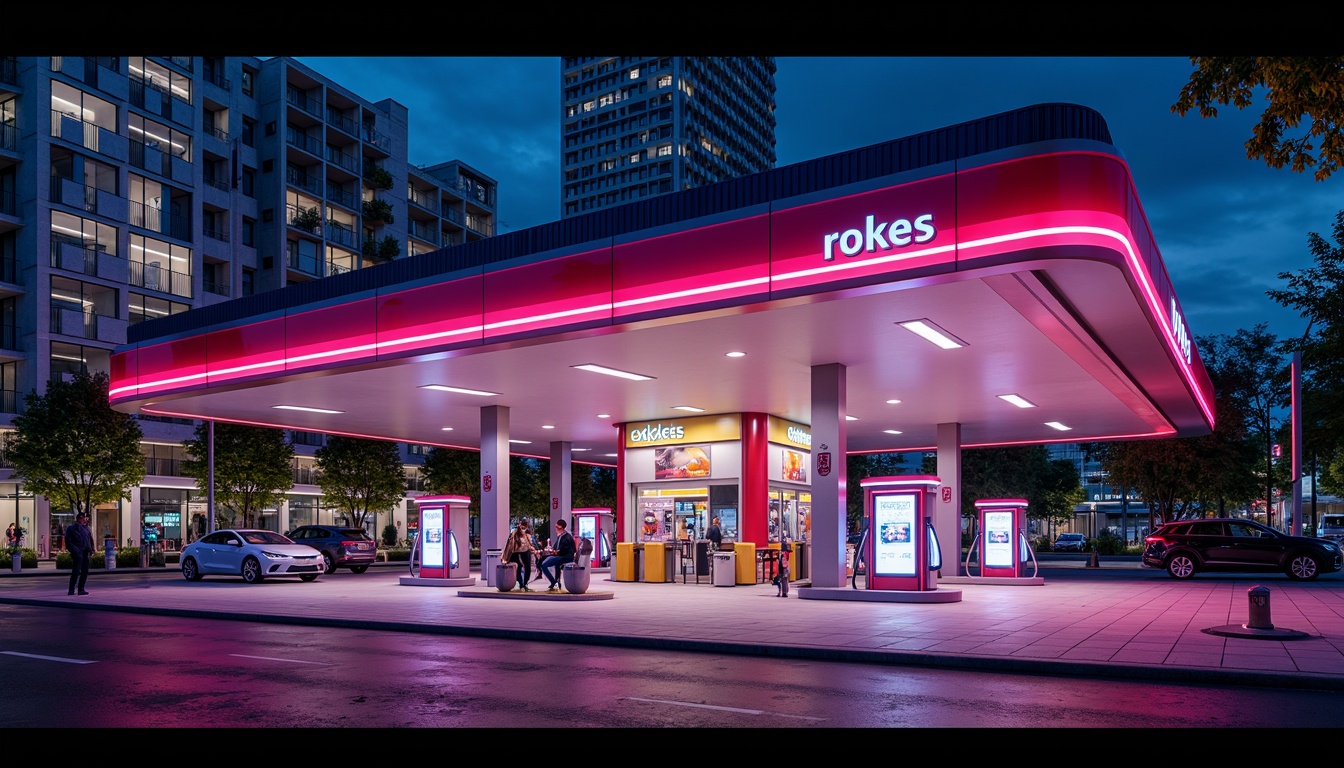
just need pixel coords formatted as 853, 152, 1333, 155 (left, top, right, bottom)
260, 550, 290, 559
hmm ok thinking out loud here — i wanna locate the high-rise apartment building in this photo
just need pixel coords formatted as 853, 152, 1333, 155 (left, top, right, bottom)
0, 56, 497, 556
560, 57, 777, 218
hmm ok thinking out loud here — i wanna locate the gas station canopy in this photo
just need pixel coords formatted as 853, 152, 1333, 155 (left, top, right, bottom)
109, 103, 1214, 461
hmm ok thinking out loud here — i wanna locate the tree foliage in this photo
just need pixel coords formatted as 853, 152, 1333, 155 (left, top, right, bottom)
182, 422, 294, 529
314, 436, 407, 528
847, 453, 909, 531
1172, 57, 1344, 181
1267, 209, 1344, 495
922, 446, 1083, 532
5, 371, 145, 517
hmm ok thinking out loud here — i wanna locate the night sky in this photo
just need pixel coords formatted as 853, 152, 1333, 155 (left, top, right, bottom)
294, 56, 1341, 346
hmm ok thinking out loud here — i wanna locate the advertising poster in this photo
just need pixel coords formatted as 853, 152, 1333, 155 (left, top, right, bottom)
639, 498, 673, 541
984, 510, 1013, 568
781, 449, 807, 482
654, 445, 711, 479
422, 508, 444, 568
873, 493, 916, 576
717, 508, 738, 539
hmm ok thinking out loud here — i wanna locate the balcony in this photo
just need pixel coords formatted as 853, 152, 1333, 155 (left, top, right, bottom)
363, 125, 392, 154
326, 221, 356, 248
326, 108, 358, 137
326, 146, 360, 174
143, 457, 186, 477
286, 88, 322, 119
129, 260, 192, 298
408, 221, 439, 245
130, 201, 190, 241
203, 222, 230, 243
202, 63, 230, 90
285, 127, 323, 159
325, 183, 356, 210
286, 167, 323, 198
203, 276, 230, 296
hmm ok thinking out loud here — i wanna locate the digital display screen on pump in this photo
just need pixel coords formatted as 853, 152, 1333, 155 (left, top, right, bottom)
422, 508, 444, 569
873, 493, 917, 576
577, 515, 596, 545
984, 510, 1014, 568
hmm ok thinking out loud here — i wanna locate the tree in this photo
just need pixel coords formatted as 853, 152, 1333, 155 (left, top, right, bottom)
922, 446, 1083, 535
314, 436, 406, 529
5, 371, 145, 520
420, 446, 478, 504
1197, 325, 1292, 524
1172, 57, 1344, 181
847, 452, 909, 533
1267, 209, 1344, 496
182, 422, 294, 530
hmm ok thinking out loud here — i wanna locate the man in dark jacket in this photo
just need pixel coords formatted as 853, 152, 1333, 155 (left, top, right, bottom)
65, 511, 94, 596
539, 518, 575, 592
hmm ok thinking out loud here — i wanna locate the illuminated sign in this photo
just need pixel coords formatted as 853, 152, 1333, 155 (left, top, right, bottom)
822, 214, 936, 261
1170, 298, 1192, 366
786, 426, 811, 447
628, 422, 685, 444
983, 510, 1013, 568
873, 493, 916, 576
767, 416, 812, 449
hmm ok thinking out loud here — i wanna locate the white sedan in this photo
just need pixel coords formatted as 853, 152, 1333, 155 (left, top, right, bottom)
180, 529, 324, 584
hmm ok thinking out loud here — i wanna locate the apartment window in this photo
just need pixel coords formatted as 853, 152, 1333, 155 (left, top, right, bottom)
51, 275, 116, 319
0, 360, 16, 413
241, 168, 255, 197
128, 292, 189, 325
129, 233, 192, 298
241, 268, 254, 296
241, 68, 255, 97
629, 68, 640, 79
49, 80, 116, 138
241, 118, 256, 148
50, 210, 117, 257
129, 113, 191, 160
657, 145, 672, 157
241, 217, 255, 247
128, 57, 191, 104
50, 341, 92, 380
49, 148, 118, 203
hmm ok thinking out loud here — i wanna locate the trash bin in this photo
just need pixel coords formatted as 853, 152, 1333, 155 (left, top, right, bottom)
616, 542, 637, 582
712, 551, 736, 587
664, 544, 677, 582
562, 563, 591, 594
695, 540, 711, 577
496, 561, 517, 592
484, 548, 503, 586
793, 541, 808, 580
643, 542, 666, 583
733, 542, 756, 585
104, 538, 116, 570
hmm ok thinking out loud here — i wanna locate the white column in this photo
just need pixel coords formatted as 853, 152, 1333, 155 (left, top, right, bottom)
480, 405, 510, 556
935, 422, 962, 580
810, 363, 847, 588
550, 441, 572, 531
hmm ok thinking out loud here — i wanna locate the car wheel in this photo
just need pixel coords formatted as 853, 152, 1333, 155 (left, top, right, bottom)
350, 565, 369, 574
321, 551, 336, 575
1166, 552, 1197, 579
181, 557, 202, 581
1286, 553, 1321, 581
241, 556, 264, 584
300, 574, 318, 582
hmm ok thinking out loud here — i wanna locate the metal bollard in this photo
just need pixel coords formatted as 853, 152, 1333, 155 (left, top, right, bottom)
1247, 585, 1273, 630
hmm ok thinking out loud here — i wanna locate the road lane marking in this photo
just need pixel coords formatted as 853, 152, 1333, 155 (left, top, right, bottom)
229, 653, 332, 665
2, 651, 97, 664
621, 696, 825, 721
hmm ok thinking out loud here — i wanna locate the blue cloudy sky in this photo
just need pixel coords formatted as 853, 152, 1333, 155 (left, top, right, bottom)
293, 56, 1341, 346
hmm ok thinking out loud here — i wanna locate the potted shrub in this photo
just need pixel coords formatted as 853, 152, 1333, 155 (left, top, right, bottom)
292, 206, 322, 233
362, 198, 394, 224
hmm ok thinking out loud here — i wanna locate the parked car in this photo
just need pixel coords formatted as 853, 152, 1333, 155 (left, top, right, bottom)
180, 529, 324, 584
1053, 532, 1087, 552
288, 524, 378, 574
1317, 514, 1344, 542
1142, 518, 1344, 581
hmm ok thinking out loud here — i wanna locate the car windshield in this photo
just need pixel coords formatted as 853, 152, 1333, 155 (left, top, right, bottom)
340, 529, 373, 540
242, 531, 295, 545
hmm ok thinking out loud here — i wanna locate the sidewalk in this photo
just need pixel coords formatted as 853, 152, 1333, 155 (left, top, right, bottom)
5, 560, 1344, 692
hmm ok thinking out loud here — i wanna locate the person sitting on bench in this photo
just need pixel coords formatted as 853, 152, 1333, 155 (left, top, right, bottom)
539, 519, 576, 592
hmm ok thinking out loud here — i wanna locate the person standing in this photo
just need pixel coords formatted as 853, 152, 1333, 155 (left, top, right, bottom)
503, 520, 537, 592
539, 518, 576, 592
706, 517, 724, 550
776, 527, 792, 598
4, 523, 16, 549
65, 511, 94, 596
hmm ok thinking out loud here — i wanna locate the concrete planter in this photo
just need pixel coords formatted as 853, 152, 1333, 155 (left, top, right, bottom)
495, 562, 517, 592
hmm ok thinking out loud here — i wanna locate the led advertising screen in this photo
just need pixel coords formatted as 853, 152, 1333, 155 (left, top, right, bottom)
422, 507, 444, 569
654, 445, 711, 479
984, 510, 1013, 568
873, 493, 916, 576
577, 514, 596, 546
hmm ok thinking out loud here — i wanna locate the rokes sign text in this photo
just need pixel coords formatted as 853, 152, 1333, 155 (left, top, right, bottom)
822, 213, 936, 261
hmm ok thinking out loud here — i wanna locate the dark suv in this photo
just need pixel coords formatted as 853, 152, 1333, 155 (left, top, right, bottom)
288, 525, 378, 574
1142, 518, 1343, 581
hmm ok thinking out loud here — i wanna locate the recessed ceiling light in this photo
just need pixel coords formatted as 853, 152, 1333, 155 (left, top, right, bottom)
604, 453, 618, 457
272, 405, 343, 414
440, 427, 454, 432
725, 351, 746, 358
509, 439, 532, 444
886, 399, 902, 405
1045, 422, 1072, 431
572, 364, 654, 381
672, 405, 705, 413
998, 394, 1037, 408
883, 429, 903, 435
845, 415, 858, 421
898, 319, 966, 349
542, 425, 555, 429
420, 384, 500, 397
597, 413, 611, 419
572, 448, 590, 452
